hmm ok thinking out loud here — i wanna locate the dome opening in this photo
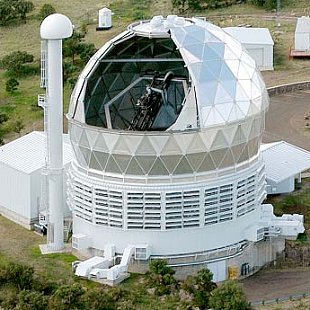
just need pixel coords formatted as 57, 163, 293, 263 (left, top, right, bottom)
83, 36, 189, 130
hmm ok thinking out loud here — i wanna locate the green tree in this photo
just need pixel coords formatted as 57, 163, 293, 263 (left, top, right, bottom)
1, 50, 34, 77
209, 280, 250, 310
0, 0, 34, 25
5, 77, 19, 93
63, 31, 85, 64
183, 268, 217, 309
148, 260, 178, 295
79, 42, 96, 64
250, 0, 277, 9
39, 3, 56, 20
172, 0, 188, 12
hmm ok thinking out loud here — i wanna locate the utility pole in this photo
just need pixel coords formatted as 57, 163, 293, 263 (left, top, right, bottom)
277, 0, 281, 29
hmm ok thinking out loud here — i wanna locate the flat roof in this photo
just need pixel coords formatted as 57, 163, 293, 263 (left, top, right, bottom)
224, 27, 274, 45
0, 131, 73, 174
261, 141, 310, 183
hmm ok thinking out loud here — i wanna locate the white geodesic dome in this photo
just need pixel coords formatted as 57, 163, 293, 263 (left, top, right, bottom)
170, 19, 269, 127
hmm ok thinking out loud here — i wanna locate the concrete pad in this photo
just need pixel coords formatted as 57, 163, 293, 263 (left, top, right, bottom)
39, 243, 72, 255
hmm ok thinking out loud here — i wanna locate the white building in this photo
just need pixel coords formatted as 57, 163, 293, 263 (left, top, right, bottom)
224, 27, 274, 71
294, 16, 310, 51
262, 141, 310, 194
0, 131, 72, 228
97, 7, 113, 30
66, 16, 303, 281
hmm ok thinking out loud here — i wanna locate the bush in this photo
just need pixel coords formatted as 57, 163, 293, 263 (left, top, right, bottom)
15, 290, 48, 310
50, 283, 85, 310
83, 288, 123, 310
209, 280, 250, 310
250, 0, 277, 9
39, 3, 56, 20
1, 51, 34, 77
0, 0, 34, 25
0, 112, 9, 145
5, 78, 19, 93
0, 262, 34, 290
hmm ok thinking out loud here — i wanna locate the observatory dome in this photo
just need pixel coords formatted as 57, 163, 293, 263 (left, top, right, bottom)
68, 16, 268, 177
68, 16, 269, 257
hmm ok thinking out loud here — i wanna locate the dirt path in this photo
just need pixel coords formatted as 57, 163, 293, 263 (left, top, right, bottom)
263, 90, 310, 151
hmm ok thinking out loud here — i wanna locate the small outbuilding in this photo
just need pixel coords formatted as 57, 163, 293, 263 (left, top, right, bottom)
97, 7, 113, 30
261, 141, 310, 195
224, 27, 274, 71
0, 131, 73, 229
295, 16, 310, 51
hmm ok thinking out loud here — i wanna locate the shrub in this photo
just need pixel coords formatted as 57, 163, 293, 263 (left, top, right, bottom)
209, 280, 250, 310
5, 78, 19, 93
50, 283, 85, 310
0, 262, 34, 290
0, 0, 34, 25
83, 288, 121, 310
1, 51, 34, 77
39, 3, 56, 20
16, 290, 48, 310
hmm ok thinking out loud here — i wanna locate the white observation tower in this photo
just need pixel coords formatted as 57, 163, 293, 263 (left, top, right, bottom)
40, 14, 73, 251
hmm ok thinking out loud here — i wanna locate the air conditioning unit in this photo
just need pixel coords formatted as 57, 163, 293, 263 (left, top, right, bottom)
72, 234, 90, 250
135, 244, 151, 260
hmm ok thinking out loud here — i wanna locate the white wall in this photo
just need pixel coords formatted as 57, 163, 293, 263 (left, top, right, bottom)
245, 44, 273, 71
0, 163, 31, 227
73, 208, 261, 255
30, 169, 42, 220
207, 260, 227, 282
266, 177, 295, 195
0, 164, 71, 229
295, 33, 310, 51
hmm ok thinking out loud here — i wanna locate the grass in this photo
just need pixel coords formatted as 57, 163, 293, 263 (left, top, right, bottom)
0, 215, 77, 281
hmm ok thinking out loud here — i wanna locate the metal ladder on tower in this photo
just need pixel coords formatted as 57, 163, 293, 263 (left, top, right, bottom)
38, 40, 50, 230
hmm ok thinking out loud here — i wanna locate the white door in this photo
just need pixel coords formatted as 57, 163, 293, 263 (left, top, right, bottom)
206, 260, 227, 282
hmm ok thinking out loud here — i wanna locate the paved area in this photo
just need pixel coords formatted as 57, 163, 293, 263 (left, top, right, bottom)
242, 268, 310, 303
263, 90, 310, 151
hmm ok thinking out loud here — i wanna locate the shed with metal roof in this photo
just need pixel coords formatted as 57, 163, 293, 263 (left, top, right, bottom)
224, 27, 274, 71
0, 131, 73, 228
261, 141, 310, 194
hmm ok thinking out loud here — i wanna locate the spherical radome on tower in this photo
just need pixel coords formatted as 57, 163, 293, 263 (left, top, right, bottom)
40, 13, 73, 40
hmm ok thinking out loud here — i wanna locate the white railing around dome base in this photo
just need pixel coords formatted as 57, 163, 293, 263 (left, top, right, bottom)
150, 240, 249, 267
